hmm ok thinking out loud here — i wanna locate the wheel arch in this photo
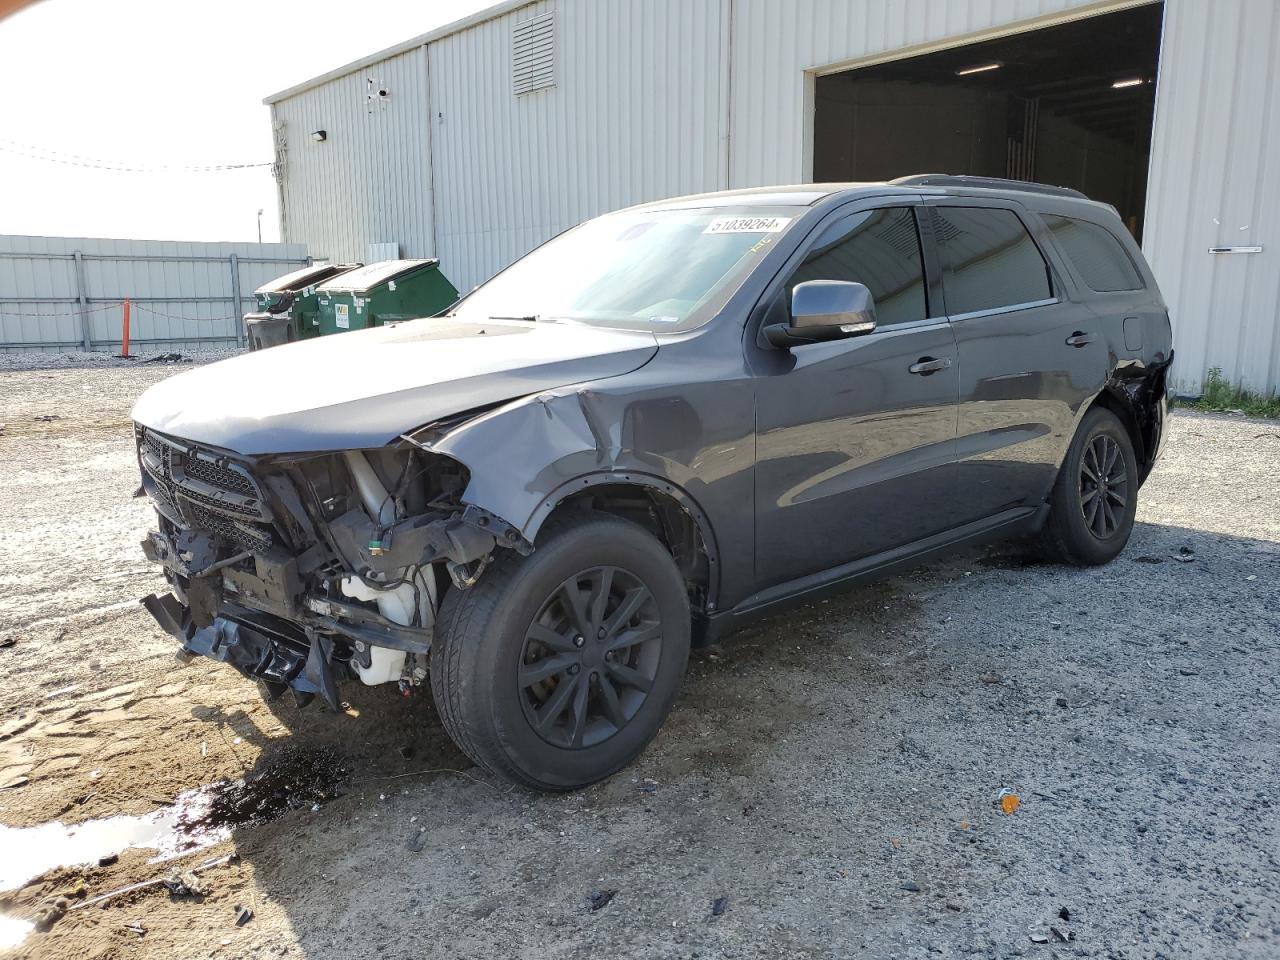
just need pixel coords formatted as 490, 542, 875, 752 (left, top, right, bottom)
1083, 357, 1171, 485
529, 472, 722, 617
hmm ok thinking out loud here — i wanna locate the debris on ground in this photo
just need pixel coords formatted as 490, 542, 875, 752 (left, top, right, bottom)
406, 829, 426, 853
1174, 546, 1196, 563
1, 774, 29, 789
33, 897, 69, 932
124, 923, 147, 936
997, 790, 1021, 815
71, 853, 238, 911
32, 414, 61, 422
637, 779, 659, 794
900, 881, 922, 892
587, 890, 617, 912
97, 854, 118, 867
1058, 907, 1071, 921
1050, 925, 1072, 942
162, 871, 207, 898
1030, 932, 1050, 944
235, 907, 254, 927
711, 896, 729, 916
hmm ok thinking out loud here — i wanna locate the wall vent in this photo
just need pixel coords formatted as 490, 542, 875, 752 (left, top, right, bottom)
512, 13, 555, 96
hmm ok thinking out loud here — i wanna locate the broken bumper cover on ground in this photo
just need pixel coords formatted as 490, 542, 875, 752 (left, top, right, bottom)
134, 425, 527, 709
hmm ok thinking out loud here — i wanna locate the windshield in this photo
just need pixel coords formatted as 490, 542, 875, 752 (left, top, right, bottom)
450, 205, 805, 332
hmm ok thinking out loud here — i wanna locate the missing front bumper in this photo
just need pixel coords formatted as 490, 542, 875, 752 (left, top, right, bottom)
143, 592, 336, 708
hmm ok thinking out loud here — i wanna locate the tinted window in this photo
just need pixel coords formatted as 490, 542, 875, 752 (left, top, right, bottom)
1042, 214, 1144, 292
933, 207, 1052, 315
787, 207, 928, 326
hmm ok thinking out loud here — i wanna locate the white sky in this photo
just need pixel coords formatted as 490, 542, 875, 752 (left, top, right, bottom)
0, 0, 493, 244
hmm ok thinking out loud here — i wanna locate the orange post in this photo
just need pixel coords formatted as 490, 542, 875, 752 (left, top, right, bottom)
120, 298, 131, 358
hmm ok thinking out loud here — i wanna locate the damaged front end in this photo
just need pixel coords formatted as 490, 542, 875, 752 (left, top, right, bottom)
135, 425, 528, 708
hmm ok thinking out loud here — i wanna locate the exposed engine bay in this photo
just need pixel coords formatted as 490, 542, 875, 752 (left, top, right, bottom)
136, 425, 530, 709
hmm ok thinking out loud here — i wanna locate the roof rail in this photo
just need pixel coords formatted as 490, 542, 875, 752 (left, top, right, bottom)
891, 174, 1089, 200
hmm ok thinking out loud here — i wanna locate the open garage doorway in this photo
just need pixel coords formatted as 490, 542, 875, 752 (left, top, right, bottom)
813, 3, 1163, 239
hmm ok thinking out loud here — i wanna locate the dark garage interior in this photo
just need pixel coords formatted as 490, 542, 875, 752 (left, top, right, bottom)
813, 3, 1163, 239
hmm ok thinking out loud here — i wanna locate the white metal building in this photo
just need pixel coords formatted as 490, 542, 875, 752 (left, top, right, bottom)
265, 0, 1280, 395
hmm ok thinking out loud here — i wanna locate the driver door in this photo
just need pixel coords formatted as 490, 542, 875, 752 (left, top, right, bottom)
751, 202, 960, 589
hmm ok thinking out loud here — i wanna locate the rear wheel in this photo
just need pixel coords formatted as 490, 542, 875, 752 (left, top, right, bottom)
1039, 406, 1138, 566
430, 512, 690, 791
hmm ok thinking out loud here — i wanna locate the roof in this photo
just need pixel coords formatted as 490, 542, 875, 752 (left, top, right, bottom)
631, 177, 1115, 215
630, 183, 908, 211
264, 0, 532, 105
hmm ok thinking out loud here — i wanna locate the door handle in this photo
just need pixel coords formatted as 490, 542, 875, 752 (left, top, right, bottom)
908, 356, 952, 376
1066, 332, 1095, 348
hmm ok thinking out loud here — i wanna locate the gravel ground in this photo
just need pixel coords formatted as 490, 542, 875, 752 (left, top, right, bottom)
0, 348, 243, 373
0, 363, 1277, 960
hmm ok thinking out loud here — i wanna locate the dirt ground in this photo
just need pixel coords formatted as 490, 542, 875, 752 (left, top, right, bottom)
1, 365, 1277, 960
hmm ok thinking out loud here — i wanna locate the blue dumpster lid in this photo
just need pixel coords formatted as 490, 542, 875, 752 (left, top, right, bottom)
316, 259, 441, 294
255, 262, 362, 295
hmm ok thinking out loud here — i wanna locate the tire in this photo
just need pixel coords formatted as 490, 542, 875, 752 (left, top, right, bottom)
1039, 406, 1139, 566
430, 510, 691, 791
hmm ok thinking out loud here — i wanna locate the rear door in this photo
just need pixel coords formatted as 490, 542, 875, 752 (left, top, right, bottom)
926, 201, 1105, 523
751, 200, 961, 588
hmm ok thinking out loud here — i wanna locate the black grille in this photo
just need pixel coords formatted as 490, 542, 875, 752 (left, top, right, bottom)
139, 428, 275, 551
183, 456, 256, 497
186, 502, 274, 553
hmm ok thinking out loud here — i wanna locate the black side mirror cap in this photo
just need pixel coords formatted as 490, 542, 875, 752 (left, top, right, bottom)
763, 280, 878, 349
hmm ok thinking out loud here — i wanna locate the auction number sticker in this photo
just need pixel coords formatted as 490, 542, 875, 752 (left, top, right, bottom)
335, 303, 350, 329
704, 216, 792, 235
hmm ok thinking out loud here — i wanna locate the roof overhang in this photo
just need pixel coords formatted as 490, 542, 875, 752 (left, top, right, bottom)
263, 0, 535, 105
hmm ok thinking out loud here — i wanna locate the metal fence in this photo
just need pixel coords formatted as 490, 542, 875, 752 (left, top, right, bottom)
0, 235, 313, 353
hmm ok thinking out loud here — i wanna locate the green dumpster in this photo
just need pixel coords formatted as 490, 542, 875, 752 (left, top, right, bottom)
315, 259, 459, 336
244, 262, 363, 350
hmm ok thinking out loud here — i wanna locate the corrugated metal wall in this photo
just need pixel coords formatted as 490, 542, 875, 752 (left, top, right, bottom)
427, 0, 728, 292
1144, 0, 1280, 394
272, 47, 434, 264
0, 235, 309, 353
269, 0, 1280, 393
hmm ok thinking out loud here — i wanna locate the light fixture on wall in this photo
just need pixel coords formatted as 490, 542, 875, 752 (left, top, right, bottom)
955, 61, 1002, 76
1111, 77, 1145, 89
311, 130, 328, 142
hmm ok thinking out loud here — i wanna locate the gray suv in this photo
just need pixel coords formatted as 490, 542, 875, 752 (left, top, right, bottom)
133, 175, 1173, 790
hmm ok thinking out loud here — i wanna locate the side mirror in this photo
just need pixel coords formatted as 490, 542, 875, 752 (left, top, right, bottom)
764, 280, 878, 349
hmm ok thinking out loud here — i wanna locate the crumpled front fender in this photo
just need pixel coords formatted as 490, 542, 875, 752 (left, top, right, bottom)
423, 385, 711, 543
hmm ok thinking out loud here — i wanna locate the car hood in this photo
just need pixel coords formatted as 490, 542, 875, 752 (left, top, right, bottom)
131, 317, 659, 454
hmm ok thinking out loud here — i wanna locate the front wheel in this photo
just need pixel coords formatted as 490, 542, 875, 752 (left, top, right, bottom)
430, 511, 690, 791
1038, 406, 1139, 566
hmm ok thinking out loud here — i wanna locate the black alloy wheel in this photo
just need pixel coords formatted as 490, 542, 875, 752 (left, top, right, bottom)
1078, 433, 1129, 539
519, 566, 664, 749
1039, 405, 1139, 566
429, 511, 691, 791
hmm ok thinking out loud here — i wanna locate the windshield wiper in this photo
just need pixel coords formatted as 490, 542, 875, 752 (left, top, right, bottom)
488, 315, 539, 322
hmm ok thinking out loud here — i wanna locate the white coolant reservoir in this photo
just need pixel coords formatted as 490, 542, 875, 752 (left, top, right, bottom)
340, 451, 438, 686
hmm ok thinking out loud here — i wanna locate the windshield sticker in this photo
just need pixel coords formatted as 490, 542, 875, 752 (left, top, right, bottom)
648, 315, 681, 324
704, 216, 792, 235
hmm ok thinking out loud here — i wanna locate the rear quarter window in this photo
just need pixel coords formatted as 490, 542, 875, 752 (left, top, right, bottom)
1042, 214, 1144, 293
